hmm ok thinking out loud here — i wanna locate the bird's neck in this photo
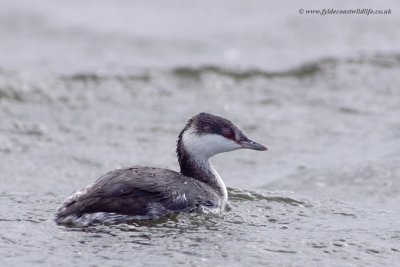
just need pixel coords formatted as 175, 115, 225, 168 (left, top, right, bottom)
177, 142, 228, 203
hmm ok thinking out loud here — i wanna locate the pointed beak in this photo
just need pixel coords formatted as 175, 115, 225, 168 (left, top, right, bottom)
238, 138, 268, 151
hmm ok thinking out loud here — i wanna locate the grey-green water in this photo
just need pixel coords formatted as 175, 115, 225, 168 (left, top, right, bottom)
1, 0, 400, 266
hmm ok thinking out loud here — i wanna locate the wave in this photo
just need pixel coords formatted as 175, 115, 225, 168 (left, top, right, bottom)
55, 53, 400, 82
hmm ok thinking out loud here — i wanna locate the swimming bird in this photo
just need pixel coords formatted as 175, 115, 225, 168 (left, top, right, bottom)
55, 112, 267, 225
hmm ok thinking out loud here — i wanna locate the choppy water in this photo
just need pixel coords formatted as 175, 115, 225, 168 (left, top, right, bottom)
1, 0, 400, 266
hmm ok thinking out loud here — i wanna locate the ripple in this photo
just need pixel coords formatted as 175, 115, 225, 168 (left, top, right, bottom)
228, 188, 308, 206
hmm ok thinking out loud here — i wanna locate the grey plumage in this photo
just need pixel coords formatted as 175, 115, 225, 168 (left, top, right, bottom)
55, 167, 219, 224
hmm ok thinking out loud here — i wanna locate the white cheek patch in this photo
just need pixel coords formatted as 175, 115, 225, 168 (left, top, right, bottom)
182, 128, 241, 158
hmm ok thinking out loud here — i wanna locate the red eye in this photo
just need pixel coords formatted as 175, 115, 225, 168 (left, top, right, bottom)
222, 129, 234, 139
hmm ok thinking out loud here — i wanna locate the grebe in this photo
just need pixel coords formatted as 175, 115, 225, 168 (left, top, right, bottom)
55, 113, 267, 225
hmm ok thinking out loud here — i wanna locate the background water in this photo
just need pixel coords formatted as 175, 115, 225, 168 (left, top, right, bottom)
1, 0, 400, 266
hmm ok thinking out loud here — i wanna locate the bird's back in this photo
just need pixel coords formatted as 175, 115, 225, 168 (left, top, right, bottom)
55, 167, 221, 225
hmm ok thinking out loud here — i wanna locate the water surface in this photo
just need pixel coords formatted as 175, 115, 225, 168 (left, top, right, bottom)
1, 0, 400, 266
